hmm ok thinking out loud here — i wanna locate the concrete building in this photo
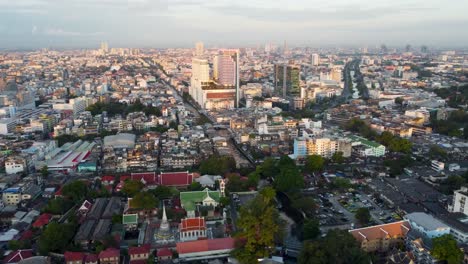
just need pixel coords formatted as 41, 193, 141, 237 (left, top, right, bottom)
405, 212, 450, 239
349, 221, 411, 252
0, 118, 17, 135
214, 50, 240, 107
293, 137, 352, 159
190, 58, 210, 105
430, 160, 444, 172
311, 53, 320, 66
274, 63, 300, 97
451, 187, 468, 216
5, 157, 26, 174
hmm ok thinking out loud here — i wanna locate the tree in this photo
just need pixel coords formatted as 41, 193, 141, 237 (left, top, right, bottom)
330, 177, 352, 190
298, 229, 369, 264
188, 181, 203, 191
331, 152, 345, 164
62, 181, 88, 203
431, 234, 463, 264
122, 180, 144, 197
130, 192, 158, 210
292, 197, 317, 217
151, 185, 174, 200
355, 208, 371, 226
39, 166, 49, 178
8, 240, 31, 251
38, 222, 76, 254
219, 196, 231, 207
305, 155, 325, 173
299, 240, 328, 264
258, 157, 277, 178
274, 164, 304, 193
395, 97, 404, 105
302, 219, 320, 240
43, 197, 74, 215
199, 155, 236, 175
232, 187, 282, 263
378, 131, 394, 146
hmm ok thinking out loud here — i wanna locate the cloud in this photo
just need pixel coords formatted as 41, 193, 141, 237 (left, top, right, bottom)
44, 28, 103, 37
32, 25, 38, 34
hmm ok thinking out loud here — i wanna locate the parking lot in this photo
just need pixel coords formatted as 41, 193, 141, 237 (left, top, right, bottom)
315, 189, 398, 230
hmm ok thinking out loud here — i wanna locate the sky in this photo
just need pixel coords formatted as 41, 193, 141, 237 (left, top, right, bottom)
0, 0, 467, 49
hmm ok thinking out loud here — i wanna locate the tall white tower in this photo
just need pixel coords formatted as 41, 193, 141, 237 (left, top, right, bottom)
190, 58, 210, 105
195, 42, 204, 57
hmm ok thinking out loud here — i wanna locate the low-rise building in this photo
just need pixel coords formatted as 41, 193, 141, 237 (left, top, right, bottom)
349, 221, 411, 252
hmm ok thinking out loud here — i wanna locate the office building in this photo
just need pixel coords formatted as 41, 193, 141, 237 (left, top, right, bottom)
190, 58, 210, 104
214, 50, 240, 107
274, 63, 300, 97
311, 53, 320, 66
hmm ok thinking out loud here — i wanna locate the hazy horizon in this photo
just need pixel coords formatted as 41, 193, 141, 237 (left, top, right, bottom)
1, 0, 467, 49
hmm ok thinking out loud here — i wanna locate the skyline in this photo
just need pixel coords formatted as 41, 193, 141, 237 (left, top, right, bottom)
1, 0, 468, 49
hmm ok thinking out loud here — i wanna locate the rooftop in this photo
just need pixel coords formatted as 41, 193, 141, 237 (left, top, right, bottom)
405, 212, 449, 231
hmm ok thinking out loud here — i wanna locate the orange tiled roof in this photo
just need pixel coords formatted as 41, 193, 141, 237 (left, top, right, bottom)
349, 220, 411, 242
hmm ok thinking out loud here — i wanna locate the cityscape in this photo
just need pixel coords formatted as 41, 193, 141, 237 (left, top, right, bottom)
0, 1, 468, 264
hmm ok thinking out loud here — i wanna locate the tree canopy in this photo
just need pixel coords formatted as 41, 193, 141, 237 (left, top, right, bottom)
431, 234, 463, 264
305, 155, 325, 173
122, 179, 144, 197
273, 156, 304, 193
302, 219, 320, 240
355, 208, 371, 226
130, 192, 158, 210
199, 155, 236, 175
38, 222, 77, 255
62, 180, 88, 203
298, 229, 369, 264
233, 187, 282, 264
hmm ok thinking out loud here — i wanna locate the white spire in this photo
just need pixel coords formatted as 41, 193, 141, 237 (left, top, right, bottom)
160, 203, 169, 231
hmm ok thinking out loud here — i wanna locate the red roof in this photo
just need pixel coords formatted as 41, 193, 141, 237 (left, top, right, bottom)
159, 171, 193, 186
157, 248, 172, 257
85, 254, 98, 263
349, 220, 411, 243
131, 172, 158, 186
119, 175, 130, 182
179, 217, 206, 232
19, 230, 33, 241
32, 213, 52, 228
176, 238, 235, 255
98, 248, 120, 259
128, 244, 151, 256
64, 251, 85, 262
3, 249, 33, 264
101, 175, 115, 183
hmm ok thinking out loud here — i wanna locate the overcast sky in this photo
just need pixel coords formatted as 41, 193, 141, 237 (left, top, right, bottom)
0, 0, 467, 49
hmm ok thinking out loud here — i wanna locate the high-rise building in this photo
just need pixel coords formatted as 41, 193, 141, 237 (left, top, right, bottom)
190, 58, 210, 104
195, 42, 204, 57
274, 64, 300, 97
100, 42, 109, 54
311, 53, 320, 66
214, 50, 239, 107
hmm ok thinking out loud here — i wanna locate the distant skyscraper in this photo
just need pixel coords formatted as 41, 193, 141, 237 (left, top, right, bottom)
274, 64, 300, 97
100, 42, 109, 54
311, 53, 320, 66
195, 42, 204, 57
283, 40, 288, 55
214, 49, 240, 107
